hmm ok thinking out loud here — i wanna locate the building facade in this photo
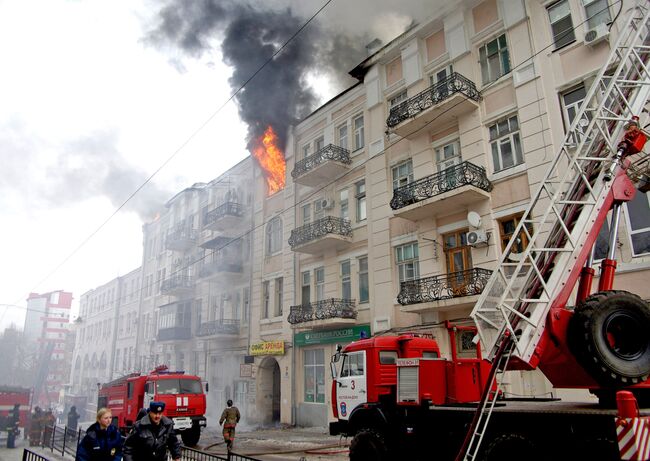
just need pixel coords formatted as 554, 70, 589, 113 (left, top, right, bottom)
69, 0, 650, 428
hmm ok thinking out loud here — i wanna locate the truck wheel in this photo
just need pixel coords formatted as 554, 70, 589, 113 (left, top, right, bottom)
482, 433, 542, 461
349, 428, 387, 461
569, 290, 650, 386
180, 426, 201, 446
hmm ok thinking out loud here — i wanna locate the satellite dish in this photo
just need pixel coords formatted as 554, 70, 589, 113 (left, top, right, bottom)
467, 211, 482, 229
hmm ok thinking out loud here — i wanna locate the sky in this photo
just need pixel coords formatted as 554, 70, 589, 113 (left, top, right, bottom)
0, 0, 437, 330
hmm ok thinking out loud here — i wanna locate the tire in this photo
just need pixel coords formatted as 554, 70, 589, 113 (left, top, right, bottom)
180, 425, 201, 446
349, 428, 387, 461
569, 290, 650, 386
482, 433, 542, 461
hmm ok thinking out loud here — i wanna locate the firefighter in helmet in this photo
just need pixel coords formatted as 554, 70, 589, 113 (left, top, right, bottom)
219, 399, 241, 451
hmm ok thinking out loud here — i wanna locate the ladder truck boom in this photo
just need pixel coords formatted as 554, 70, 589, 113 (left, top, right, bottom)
470, 0, 650, 371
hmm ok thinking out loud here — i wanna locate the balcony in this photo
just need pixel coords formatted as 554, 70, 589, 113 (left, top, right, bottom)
198, 258, 243, 280
157, 326, 191, 341
165, 227, 198, 252
160, 275, 194, 297
288, 216, 352, 254
199, 234, 234, 250
288, 298, 357, 329
291, 144, 351, 187
203, 202, 244, 231
195, 319, 240, 338
390, 162, 492, 221
398, 268, 492, 313
386, 72, 481, 138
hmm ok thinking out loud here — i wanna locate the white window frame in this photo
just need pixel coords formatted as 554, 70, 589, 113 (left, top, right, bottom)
338, 123, 348, 151
479, 34, 511, 85
392, 159, 414, 191
435, 140, 461, 172
265, 217, 283, 255
315, 267, 325, 301
355, 180, 367, 222
582, 0, 611, 31
341, 260, 352, 299
358, 256, 369, 304
353, 114, 365, 151
548, 0, 575, 49
395, 242, 420, 283
489, 115, 524, 173
389, 90, 408, 107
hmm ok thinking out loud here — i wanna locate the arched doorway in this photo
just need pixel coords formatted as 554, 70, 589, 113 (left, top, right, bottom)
257, 357, 281, 424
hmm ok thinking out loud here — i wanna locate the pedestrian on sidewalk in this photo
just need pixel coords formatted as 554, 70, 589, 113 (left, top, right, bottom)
122, 401, 180, 461
67, 406, 80, 432
219, 399, 240, 451
75, 408, 123, 461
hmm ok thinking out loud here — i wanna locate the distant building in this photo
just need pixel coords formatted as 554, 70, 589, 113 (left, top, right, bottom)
25, 291, 73, 407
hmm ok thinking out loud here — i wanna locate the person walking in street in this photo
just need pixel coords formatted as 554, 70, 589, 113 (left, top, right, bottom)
219, 399, 240, 451
122, 401, 181, 461
67, 406, 80, 432
75, 408, 123, 461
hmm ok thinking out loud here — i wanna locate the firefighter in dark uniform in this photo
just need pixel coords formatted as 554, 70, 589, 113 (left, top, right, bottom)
122, 401, 181, 461
219, 399, 241, 451
6, 403, 20, 448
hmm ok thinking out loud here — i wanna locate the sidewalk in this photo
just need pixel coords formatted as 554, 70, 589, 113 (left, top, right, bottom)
0, 436, 68, 461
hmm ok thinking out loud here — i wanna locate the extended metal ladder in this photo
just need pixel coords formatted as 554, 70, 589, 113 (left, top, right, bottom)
462, 2, 650, 460
471, 0, 650, 368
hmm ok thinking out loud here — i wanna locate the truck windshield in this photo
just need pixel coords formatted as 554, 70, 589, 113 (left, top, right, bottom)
156, 379, 203, 395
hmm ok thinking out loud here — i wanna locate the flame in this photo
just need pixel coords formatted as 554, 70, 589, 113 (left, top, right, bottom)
252, 126, 286, 195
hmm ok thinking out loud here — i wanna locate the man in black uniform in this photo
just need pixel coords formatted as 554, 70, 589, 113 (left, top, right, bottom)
122, 401, 181, 461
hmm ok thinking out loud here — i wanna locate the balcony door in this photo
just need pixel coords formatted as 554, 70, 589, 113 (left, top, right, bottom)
430, 64, 453, 98
436, 140, 461, 191
443, 230, 472, 295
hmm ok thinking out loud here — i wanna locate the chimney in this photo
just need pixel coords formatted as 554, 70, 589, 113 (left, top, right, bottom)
365, 38, 383, 56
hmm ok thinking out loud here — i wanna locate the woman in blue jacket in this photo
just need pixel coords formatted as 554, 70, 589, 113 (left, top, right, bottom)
76, 408, 123, 461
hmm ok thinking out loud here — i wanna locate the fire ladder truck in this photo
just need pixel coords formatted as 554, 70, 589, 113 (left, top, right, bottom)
465, 2, 650, 460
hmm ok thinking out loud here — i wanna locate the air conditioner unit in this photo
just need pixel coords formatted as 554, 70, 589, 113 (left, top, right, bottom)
466, 230, 489, 247
320, 198, 335, 210
584, 23, 609, 47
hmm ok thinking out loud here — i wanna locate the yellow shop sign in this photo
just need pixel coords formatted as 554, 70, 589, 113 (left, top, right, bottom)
250, 340, 285, 356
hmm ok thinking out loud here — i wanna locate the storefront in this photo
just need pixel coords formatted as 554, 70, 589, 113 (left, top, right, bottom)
293, 324, 371, 427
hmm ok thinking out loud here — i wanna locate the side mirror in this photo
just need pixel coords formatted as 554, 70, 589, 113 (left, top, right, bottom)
204, 382, 209, 393
330, 361, 338, 379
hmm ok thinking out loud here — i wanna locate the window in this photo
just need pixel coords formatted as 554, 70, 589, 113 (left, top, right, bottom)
436, 140, 461, 171
379, 351, 398, 365
625, 191, 650, 256
338, 123, 348, 150
548, 0, 575, 49
302, 144, 311, 159
275, 277, 283, 317
341, 260, 351, 299
302, 203, 311, 226
479, 34, 510, 84
315, 136, 325, 153
489, 115, 523, 172
265, 217, 282, 255
353, 115, 365, 150
498, 214, 531, 255
301, 271, 311, 305
389, 90, 407, 107
355, 180, 367, 222
561, 85, 589, 144
340, 190, 349, 220
583, 0, 611, 30
392, 160, 414, 190
594, 217, 611, 261
242, 287, 250, 324
315, 267, 325, 301
262, 281, 270, 318
304, 349, 325, 403
358, 256, 369, 303
340, 352, 365, 377
429, 64, 453, 87
395, 242, 420, 283
313, 199, 325, 221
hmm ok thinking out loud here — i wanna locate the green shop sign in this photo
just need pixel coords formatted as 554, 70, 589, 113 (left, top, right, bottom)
294, 324, 371, 347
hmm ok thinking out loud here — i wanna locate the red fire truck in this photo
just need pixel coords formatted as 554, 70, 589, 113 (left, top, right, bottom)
98, 365, 207, 446
331, 3, 650, 460
0, 386, 31, 428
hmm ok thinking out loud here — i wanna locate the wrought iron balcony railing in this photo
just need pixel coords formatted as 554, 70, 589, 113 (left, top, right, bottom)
397, 268, 493, 306
386, 72, 481, 128
291, 144, 351, 179
287, 298, 357, 324
167, 227, 197, 241
195, 319, 240, 337
198, 259, 243, 278
204, 201, 243, 227
160, 275, 193, 293
390, 161, 493, 210
288, 216, 352, 249
157, 326, 191, 341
